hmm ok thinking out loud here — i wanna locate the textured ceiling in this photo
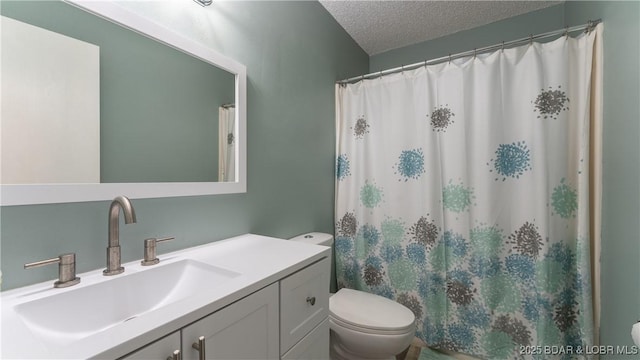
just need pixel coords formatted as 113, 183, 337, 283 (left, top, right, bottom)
319, 1, 562, 55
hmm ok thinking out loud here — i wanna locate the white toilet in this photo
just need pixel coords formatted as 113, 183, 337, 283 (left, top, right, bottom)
290, 232, 416, 360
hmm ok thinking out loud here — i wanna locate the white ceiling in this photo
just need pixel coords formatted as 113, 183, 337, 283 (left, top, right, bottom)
319, 1, 562, 55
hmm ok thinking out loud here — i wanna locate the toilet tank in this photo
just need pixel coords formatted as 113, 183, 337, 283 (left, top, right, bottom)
289, 232, 334, 247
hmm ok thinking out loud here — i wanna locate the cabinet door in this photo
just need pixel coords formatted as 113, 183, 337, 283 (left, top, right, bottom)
182, 283, 279, 360
120, 331, 181, 360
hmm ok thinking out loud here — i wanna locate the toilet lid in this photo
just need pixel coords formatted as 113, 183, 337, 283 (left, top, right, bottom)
330, 289, 415, 332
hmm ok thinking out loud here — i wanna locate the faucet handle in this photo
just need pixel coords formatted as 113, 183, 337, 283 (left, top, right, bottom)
141, 237, 175, 266
24, 253, 81, 288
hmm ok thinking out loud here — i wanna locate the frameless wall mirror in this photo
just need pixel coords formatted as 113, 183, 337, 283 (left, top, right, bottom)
0, 0, 246, 205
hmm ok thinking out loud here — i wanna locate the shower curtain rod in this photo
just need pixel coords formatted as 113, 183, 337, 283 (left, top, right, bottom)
337, 19, 602, 85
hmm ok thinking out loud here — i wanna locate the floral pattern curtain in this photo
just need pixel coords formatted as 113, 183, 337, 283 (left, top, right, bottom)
334, 29, 599, 358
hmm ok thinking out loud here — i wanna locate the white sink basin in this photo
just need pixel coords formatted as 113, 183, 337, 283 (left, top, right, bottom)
14, 259, 240, 347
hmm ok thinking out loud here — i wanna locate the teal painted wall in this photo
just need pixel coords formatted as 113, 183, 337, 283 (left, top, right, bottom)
0, 1, 368, 290
564, 1, 640, 351
2, 1, 236, 183
371, 1, 640, 349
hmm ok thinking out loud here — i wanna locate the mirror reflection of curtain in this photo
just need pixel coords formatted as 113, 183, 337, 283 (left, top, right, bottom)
218, 106, 235, 182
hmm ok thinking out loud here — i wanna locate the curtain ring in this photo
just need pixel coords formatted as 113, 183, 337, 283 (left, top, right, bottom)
379, 70, 383, 78
501, 41, 505, 52
529, 34, 533, 45
564, 26, 569, 39
401, 64, 405, 73
473, 48, 477, 59
448, 54, 452, 64
360, 75, 365, 82
424, 60, 428, 68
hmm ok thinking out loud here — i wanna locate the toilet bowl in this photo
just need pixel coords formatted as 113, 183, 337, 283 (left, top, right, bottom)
289, 233, 416, 360
329, 288, 416, 360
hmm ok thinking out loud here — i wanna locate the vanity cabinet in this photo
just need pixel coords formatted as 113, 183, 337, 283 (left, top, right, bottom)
118, 257, 330, 360
120, 283, 279, 360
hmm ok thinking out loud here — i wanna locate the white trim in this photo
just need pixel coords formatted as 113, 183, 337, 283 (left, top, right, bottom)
1, 0, 247, 205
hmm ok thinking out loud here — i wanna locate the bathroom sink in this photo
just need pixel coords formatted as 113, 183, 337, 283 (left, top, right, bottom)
14, 259, 240, 347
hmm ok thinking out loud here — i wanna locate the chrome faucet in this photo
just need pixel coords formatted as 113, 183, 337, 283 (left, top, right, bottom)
104, 195, 137, 276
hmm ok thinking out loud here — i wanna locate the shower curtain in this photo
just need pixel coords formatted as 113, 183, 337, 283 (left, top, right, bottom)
218, 106, 235, 182
335, 25, 602, 358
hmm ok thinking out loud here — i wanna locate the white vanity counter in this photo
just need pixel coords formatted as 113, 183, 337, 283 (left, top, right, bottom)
1, 234, 331, 359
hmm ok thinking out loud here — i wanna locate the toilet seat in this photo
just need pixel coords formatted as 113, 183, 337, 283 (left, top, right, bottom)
330, 313, 413, 335
329, 289, 415, 335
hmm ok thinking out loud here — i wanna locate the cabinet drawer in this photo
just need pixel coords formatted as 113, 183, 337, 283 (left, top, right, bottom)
281, 319, 329, 360
280, 257, 330, 354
